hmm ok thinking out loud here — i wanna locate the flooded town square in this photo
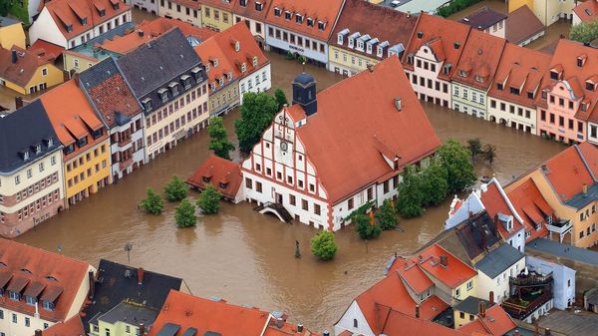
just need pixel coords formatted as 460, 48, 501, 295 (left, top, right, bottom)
17, 52, 565, 332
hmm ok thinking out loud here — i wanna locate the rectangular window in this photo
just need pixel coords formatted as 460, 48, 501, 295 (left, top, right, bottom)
256, 182, 262, 193
314, 204, 321, 215
290, 195, 296, 206
302, 199, 308, 211
348, 198, 354, 210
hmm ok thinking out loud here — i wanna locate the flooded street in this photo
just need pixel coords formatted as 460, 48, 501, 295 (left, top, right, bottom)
16, 52, 565, 332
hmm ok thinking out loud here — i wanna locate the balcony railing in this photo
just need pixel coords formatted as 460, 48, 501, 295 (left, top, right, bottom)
502, 291, 553, 320
510, 273, 553, 287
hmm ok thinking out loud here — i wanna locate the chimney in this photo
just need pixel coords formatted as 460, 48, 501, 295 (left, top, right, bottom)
545, 328, 551, 336
87, 271, 95, 300
406, 11, 411, 17
394, 97, 402, 111
35, 330, 42, 336
297, 324, 303, 332
478, 301, 486, 318
11, 50, 17, 64
138, 30, 144, 37
415, 304, 420, 318
15, 96, 23, 109
139, 323, 145, 335
323, 331, 330, 336
489, 291, 495, 305
583, 184, 588, 194
513, 330, 520, 336
439, 255, 448, 267
137, 267, 145, 285
276, 318, 284, 329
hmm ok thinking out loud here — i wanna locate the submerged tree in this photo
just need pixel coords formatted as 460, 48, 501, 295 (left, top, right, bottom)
436, 140, 476, 194
375, 199, 399, 231
208, 117, 234, 160
311, 231, 338, 261
164, 176, 189, 202
175, 199, 197, 228
196, 184, 222, 215
139, 188, 164, 215
235, 92, 279, 153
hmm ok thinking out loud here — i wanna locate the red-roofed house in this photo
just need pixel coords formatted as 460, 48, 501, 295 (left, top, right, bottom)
149, 290, 315, 336
232, 0, 273, 49
241, 56, 440, 231
187, 155, 244, 203
264, 0, 345, 66
41, 316, 85, 336
403, 13, 471, 108
458, 304, 517, 336
29, 0, 132, 49
0, 239, 94, 336
505, 142, 598, 248
573, 0, 598, 25
158, 0, 201, 27
0, 46, 64, 95
450, 29, 506, 119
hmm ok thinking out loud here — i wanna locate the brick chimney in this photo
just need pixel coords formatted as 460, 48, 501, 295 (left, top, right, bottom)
88, 271, 95, 300
478, 301, 486, 318
545, 328, 551, 336
415, 304, 420, 318
489, 291, 495, 305
34, 330, 42, 336
137, 267, 145, 285
439, 255, 448, 267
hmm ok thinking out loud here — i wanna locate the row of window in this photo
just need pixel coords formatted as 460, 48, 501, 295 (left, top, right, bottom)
161, 0, 199, 18
453, 86, 486, 105
579, 223, 597, 240
415, 59, 437, 73
12, 155, 57, 186
70, 13, 128, 48
253, 160, 317, 194
267, 27, 326, 54
0, 310, 48, 329
490, 100, 533, 119
9, 190, 60, 223
66, 161, 107, 188
212, 86, 238, 112
204, 7, 229, 23
540, 110, 584, 132
3, 173, 59, 205
235, 16, 262, 33
245, 178, 323, 215
240, 71, 268, 94
147, 107, 204, 147
333, 50, 375, 69
66, 144, 107, 173
147, 89, 206, 128
409, 73, 449, 94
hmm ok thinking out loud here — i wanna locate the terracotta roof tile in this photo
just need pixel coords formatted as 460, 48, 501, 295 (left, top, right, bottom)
505, 5, 545, 45
389, 257, 434, 294
232, 0, 273, 21
479, 180, 524, 240
199, 0, 237, 11
265, 0, 345, 41
381, 310, 471, 336
458, 305, 516, 335
416, 244, 477, 288
30, 39, 65, 61
404, 13, 471, 80
0, 46, 57, 87
286, 56, 440, 203
187, 155, 243, 200
540, 143, 595, 202
506, 179, 552, 243
452, 29, 506, 90
0, 239, 90, 323
574, 0, 598, 24
42, 316, 85, 336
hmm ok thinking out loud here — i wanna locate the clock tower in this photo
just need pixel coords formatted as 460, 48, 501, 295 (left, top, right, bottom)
292, 72, 317, 116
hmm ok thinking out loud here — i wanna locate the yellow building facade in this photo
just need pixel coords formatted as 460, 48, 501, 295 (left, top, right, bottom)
508, 0, 576, 26
0, 18, 26, 49
63, 140, 111, 207
328, 45, 379, 76
0, 51, 64, 95
62, 51, 102, 74
201, 5, 234, 32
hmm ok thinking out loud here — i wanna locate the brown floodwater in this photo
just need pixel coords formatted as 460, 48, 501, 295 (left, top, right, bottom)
16, 52, 565, 333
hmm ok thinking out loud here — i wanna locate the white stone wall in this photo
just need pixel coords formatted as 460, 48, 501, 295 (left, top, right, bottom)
239, 64, 272, 104
487, 97, 536, 133
476, 256, 526, 303
406, 46, 452, 107
334, 301, 375, 336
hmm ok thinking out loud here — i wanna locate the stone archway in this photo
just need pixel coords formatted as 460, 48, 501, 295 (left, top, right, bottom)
489, 115, 497, 123
499, 118, 507, 126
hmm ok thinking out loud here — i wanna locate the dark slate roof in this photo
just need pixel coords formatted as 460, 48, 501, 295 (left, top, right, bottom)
156, 323, 181, 336
565, 183, 598, 209
82, 259, 183, 332
528, 238, 598, 267
293, 72, 316, 86
0, 16, 20, 27
454, 296, 492, 315
97, 301, 159, 325
455, 212, 502, 260
116, 27, 206, 113
70, 21, 135, 53
0, 100, 60, 173
460, 7, 507, 30
475, 243, 524, 279
80, 57, 121, 90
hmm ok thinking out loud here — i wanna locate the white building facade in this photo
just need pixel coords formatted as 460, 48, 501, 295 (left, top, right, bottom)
239, 63, 272, 104
405, 45, 452, 107
158, 0, 201, 26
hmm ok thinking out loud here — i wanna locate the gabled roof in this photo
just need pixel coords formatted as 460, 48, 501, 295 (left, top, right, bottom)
232, 0, 273, 21
0, 239, 90, 323
42, 316, 85, 336
479, 180, 524, 240
39, 80, 106, 156
505, 5, 544, 45
415, 244, 477, 288
286, 56, 440, 203
451, 212, 501, 263
148, 290, 270, 336
451, 29, 506, 90
328, 0, 417, 60
43, 0, 130, 40
574, 0, 598, 24
0, 46, 57, 87
379, 309, 470, 336
265, 0, 345, 41
403, 13, 471, 80
474, 244, 523, 279
80, 57, 142, 129
458, 304, 516, 336
506, 179, 552, 243
194, 22, 269, 93
0, 100, 60, 173
82, 259, 182, 332
187, 155, 242, 200
101, 18, 216, 55
459, 7, 507, 30
390, 257, 434, 294
30, 39, 65, 60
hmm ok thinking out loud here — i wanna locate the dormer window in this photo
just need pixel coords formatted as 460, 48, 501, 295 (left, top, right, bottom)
219, 182, 228, 189
169, 82, 179, 96
158, 88, 169, 103
25, 296, 37, 306
295, 14, 303, 24
582, 102, 588, 112
357, 40, 364, 51
210, 83, 216, 91
92, 128, 103, 140
42, 300, 55, 311
181, 74, 192, 89
510, 87, 520, 95
497, 83, 503, 90
240, 0, 247, 6
348, 38, 354, 48
98, 9, 106, 17
252, 56, 258, 67
211, 58, 219, 67
202, 176, 211, 183
22, 151, 30, 161
142, 98, 153, 111
459, 70, 468, 77
306, 17, 314, 27
241, 63, 247, 73
191, 67, 203, 83
9, 291, 20, 301
65, 24, 73, 33
274, 7, 281, 16
377, 46, 383, 58
234, 41, 240, 52
77, 136, 88, 148
284, 11, 292, 20
550, 69, 561, 80
527, 91, 534, 99
111, 2, 119, 10
475, 75, 484, 83
80, 17, 88, 25
219, 77, 225, 86
586, 81, 596, 91
255, 2, 263, 11
227, 72, 233, 81
577, 55, 587, 67
317, 21, 326, 31
35, 144, 41, 154
407, 54, 414, 64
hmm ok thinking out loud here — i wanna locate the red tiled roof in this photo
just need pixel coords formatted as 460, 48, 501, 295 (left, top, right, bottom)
42, 316, 85, 336
505, 5, 545, 45
149, 290, 270, 336
328, 0, 417, 61
86, 69, 142, 128
488, 43, 551, 109
458, 305, 516, 336
101, 18, 216, 54
403, 13, 471, 80
390, 257, 434, 294
187, 155, 243, 200
578, 141, 598, 177
506, 179, 552, 243
232, 0, 273, 21
195, 22, 269, 93
381, 310, 472, 336
451, 29, 506, 90
45, 0, 130, 40
541, 143, 595, 202
287, 56, 440, 203
40, 80, 107, 157
574, 0, 598, 23
263, 317, 317, 336
0, 46, 57, 87
416, 245, 477, 288
265, 0, 345, 41
355, 271, 448, 335
0, 239, 90, 323
30, 39, 65, 61
480, 180, 524, 240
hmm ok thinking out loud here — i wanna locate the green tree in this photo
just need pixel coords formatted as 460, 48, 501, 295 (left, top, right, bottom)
235, 92, 279, 153
274, 88, 288, 110
396, 165, 424, 218
355, 212, 382, 240
483, 144, 497, 165
376, 199, 399, 230
208, 117, 234, 160
570, 20, 598, 44
164, 176, 188, 202
310, 231, 338, 261
139, 188, 164, 215
175, 199, 197, 228
196, 184, 222, 215
0, 2, 9, 16
420, 161, 450, 207
467, 138, 482, 161
437, 140, 476, 194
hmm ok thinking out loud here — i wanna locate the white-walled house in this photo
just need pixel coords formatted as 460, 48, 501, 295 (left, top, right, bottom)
29, 0, 132, 49
474, 244, 526, 303
239, 63, 271, 104
241, 56, 440, 230
527, 255, 576, 310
